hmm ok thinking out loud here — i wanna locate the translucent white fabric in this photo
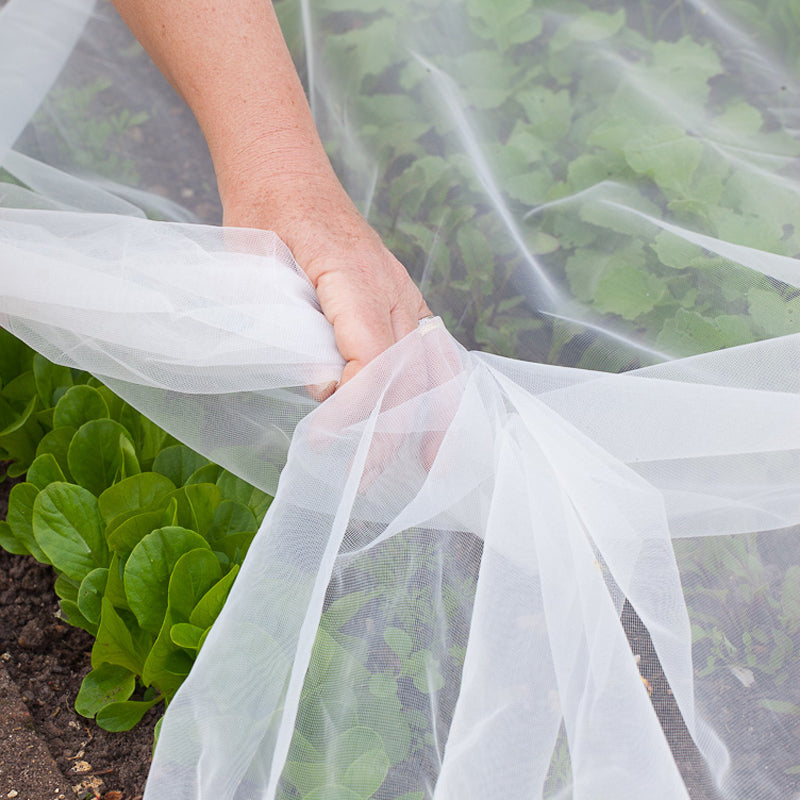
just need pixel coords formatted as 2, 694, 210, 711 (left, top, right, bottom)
2, 0, 800, 798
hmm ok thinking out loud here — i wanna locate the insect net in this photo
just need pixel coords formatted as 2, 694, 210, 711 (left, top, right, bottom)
1, 0, 800, 798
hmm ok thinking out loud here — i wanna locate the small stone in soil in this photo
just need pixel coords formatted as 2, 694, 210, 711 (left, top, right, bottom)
18, 619, 45, 649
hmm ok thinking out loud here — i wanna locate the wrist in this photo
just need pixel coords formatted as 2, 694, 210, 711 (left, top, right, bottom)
223, 162, 367, 260
216, 129, 334, 205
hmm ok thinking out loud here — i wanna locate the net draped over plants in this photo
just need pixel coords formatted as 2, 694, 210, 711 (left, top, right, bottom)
1, 0, 800, 798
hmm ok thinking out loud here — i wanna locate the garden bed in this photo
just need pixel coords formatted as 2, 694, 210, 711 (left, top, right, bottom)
0, 470, 717, 800
0, 476, 155, 800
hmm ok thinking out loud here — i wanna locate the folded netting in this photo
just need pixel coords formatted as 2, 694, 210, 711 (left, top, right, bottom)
2, 0, 800, 798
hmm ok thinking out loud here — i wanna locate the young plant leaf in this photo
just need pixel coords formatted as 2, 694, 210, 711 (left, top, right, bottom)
75, 663, 136, 718
569, 8, 625, 42
384, 627, 414, 660
141, 609, 194, 697
104, 553, 130, 610
77, 567, 109, 626
33, 353, 73, 407
58, 599, 96, 635
406, 651, 446, 694
53, 384, 109, 429
153, 445, 211, 487
0, 520, 29, 555
321, 590, 377, 633
182, 483, 222, 536
185, 462, 222, 485
33, 482, 108, 582
98, 472, 176, 527
167, 548, 222, 621
107, 510, 165, 560
7, 482, 45, 561
92, 596, 152, 674
35, 427, 76, 481
26, 452, 67, 490
0, 393, 42, 475
593, 262, 666, 320
120, 434, 141, 480
2, 371, 36, 410
625, 125, 704, 194
161, 497, 179, 527
67, 419, 136, 496
188, 565, 239, 629
758, 699, 800, 716
299, 787, 361, 800
290, 727, 389, 799
124, 527, 211, 633
0, 328, 34, 386
95, 697, 160, 732
206, 500, 257, 547
94, 384, 125, 422
119, 403, 170, 468
216, 470, 272, 520
170, 622, 204, 650
780, 566, 800, 632
54, 573, 80, 603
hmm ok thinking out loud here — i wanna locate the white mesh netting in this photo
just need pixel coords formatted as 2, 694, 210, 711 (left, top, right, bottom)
2, 1, 800, 798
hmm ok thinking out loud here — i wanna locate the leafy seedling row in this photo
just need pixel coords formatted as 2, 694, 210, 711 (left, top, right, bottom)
0, 330, 479, 799
0, 329, 269, 733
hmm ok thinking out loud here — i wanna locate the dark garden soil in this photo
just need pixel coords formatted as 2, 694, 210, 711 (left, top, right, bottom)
0, 476, 156, 800
622, 602, 721, 800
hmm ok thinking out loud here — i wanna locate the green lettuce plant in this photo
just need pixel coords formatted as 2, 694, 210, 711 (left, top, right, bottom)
5, 431, 270, 728
0, 333, 271, 730
0, 336, 476, 797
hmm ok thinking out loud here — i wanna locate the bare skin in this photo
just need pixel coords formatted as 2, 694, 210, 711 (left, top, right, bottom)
110, 0, 431, 391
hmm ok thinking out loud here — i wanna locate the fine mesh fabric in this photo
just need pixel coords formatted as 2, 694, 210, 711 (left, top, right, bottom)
1, 0, 800, 798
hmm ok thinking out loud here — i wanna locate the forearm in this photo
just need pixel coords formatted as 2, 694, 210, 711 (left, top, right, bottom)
110, 0, 340, 217
111, 0, 430, 387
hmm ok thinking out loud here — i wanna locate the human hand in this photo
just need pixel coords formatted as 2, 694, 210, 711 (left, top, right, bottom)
109, 0, 431, 393
224, 176, 431, 398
